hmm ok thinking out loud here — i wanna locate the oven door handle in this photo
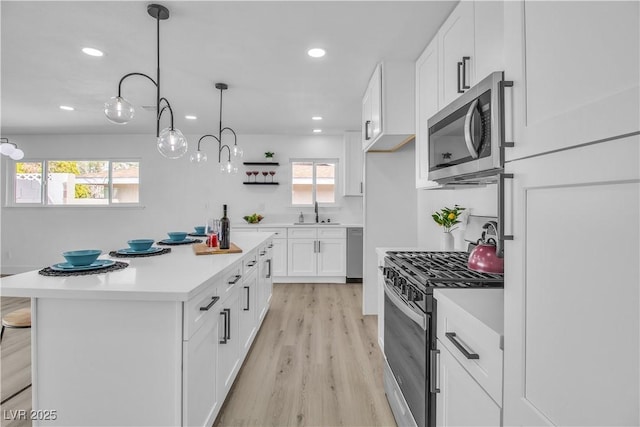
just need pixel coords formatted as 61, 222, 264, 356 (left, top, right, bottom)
384, 282, 426, 330
464, 98, 480, 159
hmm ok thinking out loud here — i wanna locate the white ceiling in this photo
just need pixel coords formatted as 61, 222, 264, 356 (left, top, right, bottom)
1, 1, 457, 137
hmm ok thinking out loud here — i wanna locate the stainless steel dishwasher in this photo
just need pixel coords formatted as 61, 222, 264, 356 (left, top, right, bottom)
346, 227, 363, 282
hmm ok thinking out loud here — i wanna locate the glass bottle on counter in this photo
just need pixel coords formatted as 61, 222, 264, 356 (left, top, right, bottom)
220, 204, 230, 249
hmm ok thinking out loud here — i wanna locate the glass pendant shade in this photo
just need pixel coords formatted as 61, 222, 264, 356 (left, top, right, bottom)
220, 160, 238, 174
231, 144, 243, 158
190, 150, 208, 163
104, 96, 135, 124
9, 148, 24, 160
0, 142, 16, 156
157, 128, 188, 159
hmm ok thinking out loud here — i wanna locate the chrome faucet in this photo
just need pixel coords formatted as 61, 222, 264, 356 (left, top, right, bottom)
314, 201, 319, 223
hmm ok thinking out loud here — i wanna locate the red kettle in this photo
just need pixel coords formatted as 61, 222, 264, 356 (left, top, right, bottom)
467, 221, 504, 274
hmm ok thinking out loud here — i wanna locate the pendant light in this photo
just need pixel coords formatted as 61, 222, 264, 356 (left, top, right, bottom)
104, 4, 187, 159
190, 83, 243, 173
0, 138, 25, 160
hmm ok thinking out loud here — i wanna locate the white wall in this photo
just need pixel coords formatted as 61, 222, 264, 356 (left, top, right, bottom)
0, 133, 362, 273
416, 185, 498, 250
363, 142, 417, 314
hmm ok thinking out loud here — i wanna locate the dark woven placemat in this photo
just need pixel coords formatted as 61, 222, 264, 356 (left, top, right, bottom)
157, 239, 203, 246
39, 261, 129, 277
109, 248, 171, 258
188, 233, 207, 237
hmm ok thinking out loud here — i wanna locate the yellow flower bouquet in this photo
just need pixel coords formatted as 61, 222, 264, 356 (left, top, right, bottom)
432, 205, 465, 233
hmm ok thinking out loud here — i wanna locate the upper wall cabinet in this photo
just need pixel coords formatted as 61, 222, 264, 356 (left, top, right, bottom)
415, 1, 503, 189
439, 1, 504, 108
343, 131, 364, 196
503, 1, 640, 161
362, 62, 415, 152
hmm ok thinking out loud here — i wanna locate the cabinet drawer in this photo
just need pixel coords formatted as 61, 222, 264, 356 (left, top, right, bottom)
221, 263, 243, 298
243, 250, 259, 275
317, 227, 346, 238
260, 227, 287, 238
184, 277, 222, 340
435, 289, 503, 404
287, 227, 317, 239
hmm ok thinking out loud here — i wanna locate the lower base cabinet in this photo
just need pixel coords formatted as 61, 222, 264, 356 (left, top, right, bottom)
436, 344, 501, 427
217, 283, 241, 397
239, 268, 258, 355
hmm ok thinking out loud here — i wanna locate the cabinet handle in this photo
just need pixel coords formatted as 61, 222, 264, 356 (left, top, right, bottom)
244, 286, 250, 311
445, 332, 479, 359
228, 274, 242, 285
360, 182, 363, 194
317, 240, 321, 253
224, 308, 231, 341
266, 259, 272, 278
365, 120, 372, 140
259, 251, 266, 256
199, 296, 220, 311
457, 62, 464, 93
430, 349, 441, 393
219, 309, 229, 344
497, 173, 515, 258
499, 79, 515, 156
247, 261, 257, 267
268, 244, 273, 249
462, 56, 471, 89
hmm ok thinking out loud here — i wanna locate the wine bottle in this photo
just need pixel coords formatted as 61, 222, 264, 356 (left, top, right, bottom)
220, 204, 230, 249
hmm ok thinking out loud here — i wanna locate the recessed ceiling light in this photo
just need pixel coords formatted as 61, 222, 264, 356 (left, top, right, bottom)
82, 47, 104, 57
59, 105, 75, 111
185, 115, 197, 120
312, 116, 323, 121
313, 129, 322, 133
307, 48, 326, 58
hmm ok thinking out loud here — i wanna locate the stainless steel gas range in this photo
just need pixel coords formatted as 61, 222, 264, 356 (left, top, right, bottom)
382, 219, 504, 427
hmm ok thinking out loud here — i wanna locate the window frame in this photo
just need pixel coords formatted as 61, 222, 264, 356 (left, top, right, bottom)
289, 158, 340, 208
6, 158, 143, 208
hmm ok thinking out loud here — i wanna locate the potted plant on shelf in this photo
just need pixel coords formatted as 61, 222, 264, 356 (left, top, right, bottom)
432, 205, 465, 251
264, 151, 275, 162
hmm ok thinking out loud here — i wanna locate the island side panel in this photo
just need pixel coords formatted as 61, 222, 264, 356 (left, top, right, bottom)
32, 297, 183, 426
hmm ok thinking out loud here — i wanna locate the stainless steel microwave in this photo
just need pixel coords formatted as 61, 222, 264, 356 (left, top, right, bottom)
427, 71, 507, 183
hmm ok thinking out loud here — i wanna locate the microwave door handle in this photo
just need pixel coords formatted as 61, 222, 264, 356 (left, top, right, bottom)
464, 99, 480, 159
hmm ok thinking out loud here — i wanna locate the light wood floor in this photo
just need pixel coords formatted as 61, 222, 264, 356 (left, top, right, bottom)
0, 296, 32, 427
214, 283, 396, 427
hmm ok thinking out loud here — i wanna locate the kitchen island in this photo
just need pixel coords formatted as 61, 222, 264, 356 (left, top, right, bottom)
0, 231, 274, 427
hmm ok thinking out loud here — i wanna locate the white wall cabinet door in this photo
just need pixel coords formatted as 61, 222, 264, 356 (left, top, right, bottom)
415, 36, 440, 189
438, 0, 474, 107
362, 68, 379, 149
287, 239, 316, 276
217, 287, 240, 396
182, 309, 219, 427
436, 343, 501, 427
316, 238, 346, 276
239, 268, 258, 355
473, 1, 504, 84
343, 131, 364, 196
503, 135, 639, 426
503, 1, 639, 162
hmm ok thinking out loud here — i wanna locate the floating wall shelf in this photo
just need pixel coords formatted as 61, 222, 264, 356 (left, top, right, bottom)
243, 162, 280, 166
243, 182, 279, 186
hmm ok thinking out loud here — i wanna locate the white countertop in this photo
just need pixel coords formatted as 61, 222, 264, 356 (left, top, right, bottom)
433, 288, 504, 336
234, 222, 363, 228
0, 232, 273, 302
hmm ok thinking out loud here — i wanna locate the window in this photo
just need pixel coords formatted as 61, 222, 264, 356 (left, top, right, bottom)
12, 160, 140, 206
291, 159, 338, 206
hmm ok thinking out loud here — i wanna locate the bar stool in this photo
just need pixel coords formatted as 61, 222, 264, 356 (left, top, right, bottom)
0, 308, 31, 344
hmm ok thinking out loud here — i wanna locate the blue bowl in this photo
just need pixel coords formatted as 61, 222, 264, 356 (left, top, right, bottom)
62, 249, 102, 267
167, 232, 188, 242
194, 226, 206, 234
127, 239, 154, 252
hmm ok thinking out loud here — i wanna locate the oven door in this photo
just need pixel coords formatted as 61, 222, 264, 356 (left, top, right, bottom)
384, 282, 429, 427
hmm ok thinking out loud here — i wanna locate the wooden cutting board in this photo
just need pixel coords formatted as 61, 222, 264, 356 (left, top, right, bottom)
192, 242, 242, 256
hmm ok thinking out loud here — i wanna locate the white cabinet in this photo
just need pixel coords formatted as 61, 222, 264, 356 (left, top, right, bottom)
434, 288, 504, 427
182, 304, 220, 427
239, 267, 258, 356
343, 131, 364, 196
436, 344, 501, 427
257, 242, 273, 322
217, 286, 240, 396
362, 62, 415, 152
287, 227, 346, 278
415, 1, 503, 189
503, 1, 639, 161
503, 135, 639, 426
415, 37, 441, 189
270, 238, 286, 277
